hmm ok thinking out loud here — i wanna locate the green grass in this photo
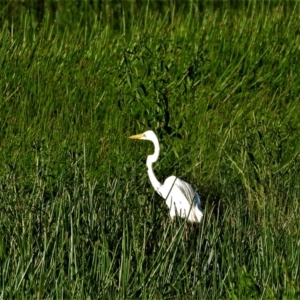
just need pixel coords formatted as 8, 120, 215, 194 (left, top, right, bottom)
0, 1, 300, 299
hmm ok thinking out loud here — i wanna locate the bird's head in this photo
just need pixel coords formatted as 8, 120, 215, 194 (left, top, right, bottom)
129, 130, 157, 142
129, 130, 160, 169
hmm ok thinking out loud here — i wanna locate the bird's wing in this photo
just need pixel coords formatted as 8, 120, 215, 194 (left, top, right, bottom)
176, 179, 200, 204
159, 176, 201, 209
158, 176, 203, 222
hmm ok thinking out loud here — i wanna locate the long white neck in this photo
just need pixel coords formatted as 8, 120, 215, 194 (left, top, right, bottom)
146, 135, 162, 191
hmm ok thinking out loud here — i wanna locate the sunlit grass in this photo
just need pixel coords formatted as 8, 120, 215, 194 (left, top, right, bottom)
0, 2, 300, 299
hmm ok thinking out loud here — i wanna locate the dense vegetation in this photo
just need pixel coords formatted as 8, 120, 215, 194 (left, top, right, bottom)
0, 1, 299, 299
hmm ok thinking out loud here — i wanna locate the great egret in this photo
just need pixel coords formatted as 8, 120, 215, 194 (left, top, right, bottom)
129, 130, 203, 223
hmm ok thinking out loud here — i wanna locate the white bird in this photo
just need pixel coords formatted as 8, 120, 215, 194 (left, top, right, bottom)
129, 130, 203, 223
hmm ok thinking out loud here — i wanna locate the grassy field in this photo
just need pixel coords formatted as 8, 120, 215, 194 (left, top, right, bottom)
0, 1, 300, 299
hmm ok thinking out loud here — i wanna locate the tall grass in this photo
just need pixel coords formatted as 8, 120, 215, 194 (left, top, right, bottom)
0, 1, 300, 299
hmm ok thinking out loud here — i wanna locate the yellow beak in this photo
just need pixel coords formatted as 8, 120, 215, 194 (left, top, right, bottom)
129, 133, 144, 139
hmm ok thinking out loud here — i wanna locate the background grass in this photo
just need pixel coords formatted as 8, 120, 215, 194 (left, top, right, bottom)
0, 1, 300, 299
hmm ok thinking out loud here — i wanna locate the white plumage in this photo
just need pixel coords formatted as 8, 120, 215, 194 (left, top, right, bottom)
129, 130, 203, 223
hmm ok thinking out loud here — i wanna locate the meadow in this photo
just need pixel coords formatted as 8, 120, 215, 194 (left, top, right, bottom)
0, 1, 300, 299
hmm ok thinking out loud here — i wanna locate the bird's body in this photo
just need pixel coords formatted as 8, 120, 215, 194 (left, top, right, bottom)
129, 130, 203, 223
